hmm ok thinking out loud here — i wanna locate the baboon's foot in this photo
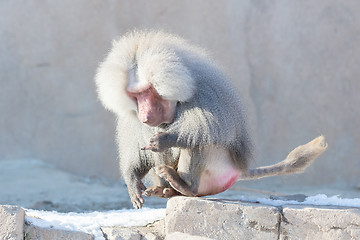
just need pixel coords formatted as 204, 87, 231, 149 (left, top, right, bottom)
144, 185, 178, 198
155, 165, 196, 197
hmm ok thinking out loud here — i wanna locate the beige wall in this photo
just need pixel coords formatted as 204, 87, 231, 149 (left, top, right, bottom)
1, 1, 359, 187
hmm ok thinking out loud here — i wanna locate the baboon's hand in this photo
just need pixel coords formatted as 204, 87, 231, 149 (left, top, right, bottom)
141, 132, 177, 152
128, 181, 146, 209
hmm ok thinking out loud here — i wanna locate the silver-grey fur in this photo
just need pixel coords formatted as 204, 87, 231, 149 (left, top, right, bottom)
95, 30, 327, 208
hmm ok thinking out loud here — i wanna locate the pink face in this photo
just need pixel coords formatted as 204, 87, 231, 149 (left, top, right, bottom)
127, 86, 176, 127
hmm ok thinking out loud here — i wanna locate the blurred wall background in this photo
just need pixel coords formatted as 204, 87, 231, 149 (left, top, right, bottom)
1, 1, 359, 189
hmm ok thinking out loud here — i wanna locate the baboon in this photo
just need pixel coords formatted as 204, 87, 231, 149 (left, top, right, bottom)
95, 30, 327, 209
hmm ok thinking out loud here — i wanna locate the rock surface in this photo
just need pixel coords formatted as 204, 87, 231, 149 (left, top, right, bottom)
165, 197, 280, 239
24, 224, 94, 240
2, 198, 360, 240
101, 220, 165, 240
101, 227, 141, 240
280, 205, 360, 240
165, 232, 213, 240
164, 197, 360, 240
0, 205, 25, 240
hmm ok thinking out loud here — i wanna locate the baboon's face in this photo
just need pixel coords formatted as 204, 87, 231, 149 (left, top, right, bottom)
127, 85, 176, 127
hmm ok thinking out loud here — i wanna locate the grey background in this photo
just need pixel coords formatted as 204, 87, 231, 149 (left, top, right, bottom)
1, 1, 359, 190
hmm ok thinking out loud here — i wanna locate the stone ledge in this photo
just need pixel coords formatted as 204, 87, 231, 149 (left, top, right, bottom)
280, 205, 360, 240
0, 205, 25, 240
101, 219, 165, 240
166, 197, 280, 239
165, 197, 280, 239
1, 198, 360, 240
163, 197, 360, 240
0, 204, 94, 240
24, 224, 94, 240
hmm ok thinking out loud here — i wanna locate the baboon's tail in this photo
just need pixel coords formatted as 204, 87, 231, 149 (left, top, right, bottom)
239, 136, 328, 180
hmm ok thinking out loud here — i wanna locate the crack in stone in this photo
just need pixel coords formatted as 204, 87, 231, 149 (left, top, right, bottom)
100, 227, 109, 240
276, 206, 291, 240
